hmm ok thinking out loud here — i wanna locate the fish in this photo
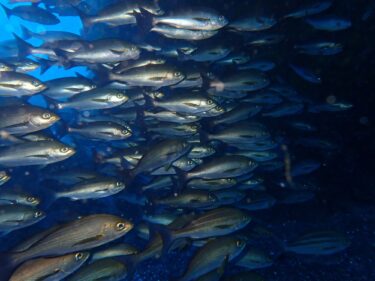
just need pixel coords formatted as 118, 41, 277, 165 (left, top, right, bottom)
78, 0, 163, 28
56, 88, 128, 110
187, 178, 238, 191
109, 65, 185, 89
1, 3, 60, 25
209, 70, 270, 93
285, 230, 351, 255
55, 39, 140, 64
154, 190, 217, 209
149, 92, 218, 114
130, 139, 191, 176
0, 140, 75, 167
9, 252, 90, 281
51, 177, 126, 201
0, 205, 45, 235
179, 236, 246, 281
0, 191, 40, 206
236, 247, 273, 270
305, 16, 352, 31
2, 214, 133, 269
294, 41, 343, 55
0, 105, 60, 135
289, 64, 322, 84
185, 155, 258, 180
91, 243, 138, 261
42, 76, 96, 100
284, 1, 333, 18
68, 121, 132, 141
170, 207, 251, 240
151, 10, 228, 31
229, 16, 277, 31
0, 72, 46, 97
66, 258, 128, 281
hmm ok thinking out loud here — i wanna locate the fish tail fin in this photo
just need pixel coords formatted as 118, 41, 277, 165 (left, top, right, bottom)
174, 167, 188, 191
20, 25, 34, 40
53, 48, 73, 69
0, 252, 20, 279
199, 130, 210, 144
142, 93, 156, 108
37, 57, 56, 75
134, 8, 154, 32
42, 95, 63, 111
13, 33, 33, 58
0, 4, 11, 19
74, 7, 93, 30
40, 188, 58, 209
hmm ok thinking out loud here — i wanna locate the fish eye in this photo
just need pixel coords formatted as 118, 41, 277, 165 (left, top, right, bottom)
121, 129, 129, 135
116, 222, 126, 231
42, 112, 51, 119
116, 93, 124, 99
236, 240, 244, 247
27, 196, 37, 203
31, 80, 40, 86
207, 99, 213, 105
75, 253, 84, 260
34, 211, 43, 218
188, 160, 194, 165
116, 181, 123, 187
60, 147, 70, 153
174, 71, 182, 77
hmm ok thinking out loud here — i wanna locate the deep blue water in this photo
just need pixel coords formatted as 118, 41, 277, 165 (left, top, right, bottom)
0, 0, 374, 280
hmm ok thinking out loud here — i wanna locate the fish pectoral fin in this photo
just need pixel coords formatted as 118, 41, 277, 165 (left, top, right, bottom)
94, 188, 109, 194
184, 102, 199, 108
65, 87, 84, 93
149, 76, 165, 81
193, 17, 210, 22
27, 155, 49, 159
91, 98, 108, 103
73, 234, 104, 246
35, 269, 61, 281
0, 83, 21, 89
2, 121, 30, 129
244, 81, 256, 86
99, 131, 114, 136
214, 224, 230, 229
93, 277, 114, 281
109, 49, 125, 55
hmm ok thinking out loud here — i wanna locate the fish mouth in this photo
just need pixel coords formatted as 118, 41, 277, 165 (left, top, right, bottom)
123, 222, 134, 232
38, 84, 48, 91
51, 115, 60, 122
0, 175, 10, 182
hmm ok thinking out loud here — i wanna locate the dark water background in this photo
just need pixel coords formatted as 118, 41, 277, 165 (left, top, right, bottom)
0, 0, 375, 280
